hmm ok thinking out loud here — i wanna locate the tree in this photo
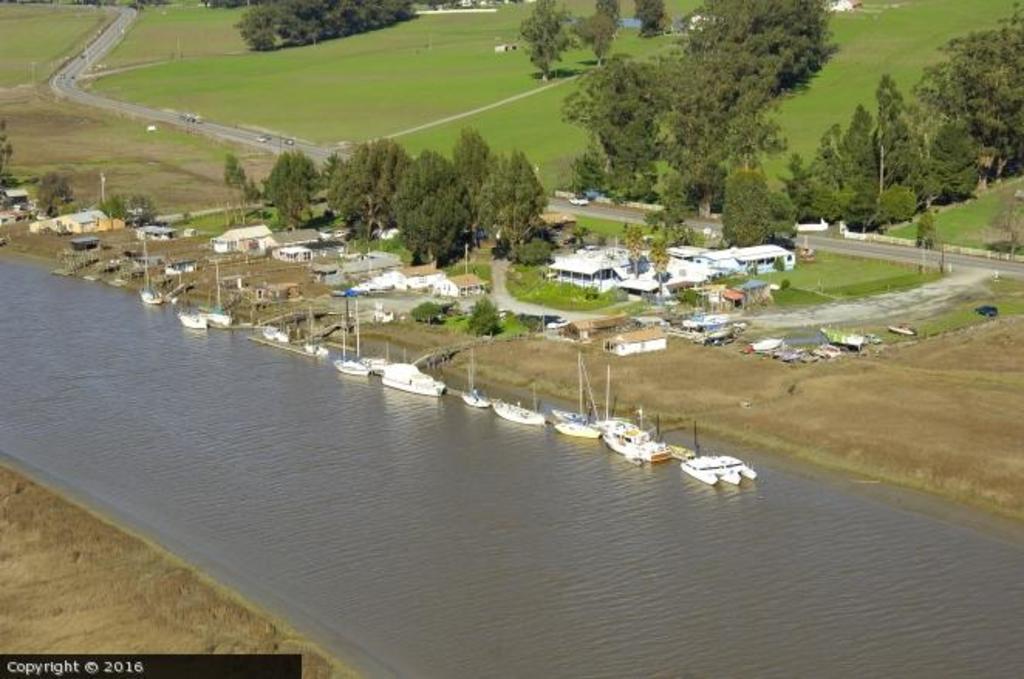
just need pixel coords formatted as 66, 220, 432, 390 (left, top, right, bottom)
644, 170, 700, 245
237, 5, 278, 51
990, 194, 1023, 257
576, 12, 616, 66
568, 143, 606, 194
452, 128, 494, 243
514, 238, 553, 265
394, 150, 471, 265
915, 210, 937, 249
223, 153, 249, 221
520, 0, 572, 81
127, 194, 157, 225
783, 153, 816, 222
37, 172, 73, 217
877, 185, 917, 226
411, 301, 445, 324
649, 237, 669, 298
623, 223, 644, 277
0, 119, 12, 185
479, 151, 546, 249
874, 74, 913, 193
328, 139, 410, 241
722, 169, 773, 246
99, 194, 127, 220
634, 0, 666, 37
917, 9, 1024, 187
468, 298, 501, 336
264, 151, 318, 229
564, 56, 661, 200
841, 105, 879, 228
929, 121, 977, 204
596, 0, 620, 25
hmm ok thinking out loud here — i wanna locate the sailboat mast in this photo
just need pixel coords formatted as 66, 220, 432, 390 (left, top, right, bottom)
605, 364, 611, 421
215, 260, 222, 309
142, 239, 150, 289
577, 352, 583, 415
354, 298, 361, 357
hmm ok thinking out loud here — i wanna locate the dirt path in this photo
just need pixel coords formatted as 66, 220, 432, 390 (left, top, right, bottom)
748, 269, 992, 329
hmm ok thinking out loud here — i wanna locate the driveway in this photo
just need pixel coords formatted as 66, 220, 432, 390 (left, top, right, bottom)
747, 269, 992, 329
489, 260, 606, 322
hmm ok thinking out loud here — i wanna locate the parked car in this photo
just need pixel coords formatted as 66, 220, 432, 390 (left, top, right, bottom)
975, 305, 999, 318
545, 317, 570, 330
284, 138, 295, 146
257, 135, 271, 143
568, 195, 590, 206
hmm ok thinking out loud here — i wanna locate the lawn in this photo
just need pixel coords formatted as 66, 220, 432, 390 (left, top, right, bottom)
0, 5, 109, 87
754, 251, 941, 305
767, 0, 1015, 179
887, 177, 1024, 250
92, 2, 696, 185
506, 264, 623, 311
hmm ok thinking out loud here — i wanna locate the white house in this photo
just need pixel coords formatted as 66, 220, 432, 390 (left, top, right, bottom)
398, 264, 446, 291
211, 224, 273, 254
434, 273, 486, 298
273, 245, 313, 263
604, 328, 668, 356
549, 247, 631, 292
694, 245, 794, 276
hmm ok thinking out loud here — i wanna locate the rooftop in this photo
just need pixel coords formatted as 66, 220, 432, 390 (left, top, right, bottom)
213, 224, 272, 242
609, 327, 666, 344
551, 247, 630, 276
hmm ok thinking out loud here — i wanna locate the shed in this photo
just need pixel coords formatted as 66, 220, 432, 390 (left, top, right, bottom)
738, 279, 773, 305
604, 327, 668, 356
272, 245, 313, 263
1, 188, 30, 207
136, 225, 177, 241
399, 263, 444, 291
563, 315, 628, 342
69, 236, 100, 251
254, 281, 301, 302
211, 224, 272, 254
164, 259, 198, 276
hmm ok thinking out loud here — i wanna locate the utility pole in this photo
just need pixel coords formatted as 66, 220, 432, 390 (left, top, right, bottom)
100, 172, 106, 203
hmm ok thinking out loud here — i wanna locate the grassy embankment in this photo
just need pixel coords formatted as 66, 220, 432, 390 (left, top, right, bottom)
507, 263, 624, 312
92, 1, 697, 186
886, 177, 1024, 250
753, 252, 941, 306
0, 4, 107, 87
0, 465, 355, 676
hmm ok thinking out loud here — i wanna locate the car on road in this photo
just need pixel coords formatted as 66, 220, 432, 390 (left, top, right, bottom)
546, 317, 570, 330
568, 195, 590, 206
975, 305, 999, 318
284, 138, 295, 146
257, 135, 271, 143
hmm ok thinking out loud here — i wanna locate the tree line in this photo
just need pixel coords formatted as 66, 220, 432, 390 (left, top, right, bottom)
252, 129, 547, 267
561, 1, 1024, 247
233, 0, 414, 51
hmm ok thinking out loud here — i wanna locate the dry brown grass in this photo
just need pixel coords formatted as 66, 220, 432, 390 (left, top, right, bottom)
0, 88, 273, 212
0, 466, 357, 677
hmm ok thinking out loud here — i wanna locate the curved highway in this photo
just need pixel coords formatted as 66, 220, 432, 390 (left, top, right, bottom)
52, 7, 1024, 279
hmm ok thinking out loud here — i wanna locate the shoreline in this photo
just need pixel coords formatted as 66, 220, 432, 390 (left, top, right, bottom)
0, 453, 363, 678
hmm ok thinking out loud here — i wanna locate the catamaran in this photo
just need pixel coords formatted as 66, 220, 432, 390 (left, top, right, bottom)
204, 260, 232, 327
138, 239, 163, 305
461, 348, 491, 409
553, 353, 601, 438
679, 422, 757, 485
381, 363, 445, 397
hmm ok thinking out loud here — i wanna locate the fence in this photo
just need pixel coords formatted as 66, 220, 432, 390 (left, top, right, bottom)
842, 229, 1024, 263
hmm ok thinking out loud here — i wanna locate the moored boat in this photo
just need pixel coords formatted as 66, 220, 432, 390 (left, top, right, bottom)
888, 324, 917, 336
554, 420, 601, 438
381, 363, 445, 397
335, 357, 371, 376
462, 388, 491, 409
601, 421, 671, 464
680, 455, 757, 486
492, 400, 546, 426
177, 309, 208, 330
304, 342, 329, 359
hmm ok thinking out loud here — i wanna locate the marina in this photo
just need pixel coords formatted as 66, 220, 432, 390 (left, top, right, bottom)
3, 258, 1024, 678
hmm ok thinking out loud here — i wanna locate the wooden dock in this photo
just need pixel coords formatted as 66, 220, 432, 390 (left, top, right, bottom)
248, 335, 329, 359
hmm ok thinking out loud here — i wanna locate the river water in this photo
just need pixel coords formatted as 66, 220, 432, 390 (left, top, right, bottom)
1, 257, 1023, 678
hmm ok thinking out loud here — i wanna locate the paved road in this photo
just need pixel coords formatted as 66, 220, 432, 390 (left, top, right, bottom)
52, 8, 1024, 281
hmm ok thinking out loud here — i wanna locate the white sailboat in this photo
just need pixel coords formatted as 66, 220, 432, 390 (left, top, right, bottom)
461, 348, 491, 409
261, 325, 289, 343
204, 260, 232, 328
493, 387, 545, 426
554, 353, 601, 438
381, 363, 445, 397
178, 308, 208, 330
138, 239, 163, 305
334, 307, 370, 376
601, 419, 671, 464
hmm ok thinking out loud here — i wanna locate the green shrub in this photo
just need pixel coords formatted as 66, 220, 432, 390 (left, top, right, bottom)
781, 278, 791, 290
514, 239, 554, 266
468, 298, 501, 336
411, 301, 445, 324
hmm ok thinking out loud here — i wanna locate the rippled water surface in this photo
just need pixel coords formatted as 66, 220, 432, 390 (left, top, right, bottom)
1, 258, 1023, 678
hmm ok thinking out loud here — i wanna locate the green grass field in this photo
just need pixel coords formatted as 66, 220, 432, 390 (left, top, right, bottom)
506, 264, 624, 311
887, 178, 1024, 250
0, 5, 108, 87
768, 0, 1015, 178
755, 251, 941, 306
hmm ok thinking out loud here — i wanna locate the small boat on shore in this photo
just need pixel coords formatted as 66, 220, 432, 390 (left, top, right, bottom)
493, 400, 546, 426
178, 309, 208, 330
381, 363, 445, 397
888, 324, 917, 337
750, 338, 784, 353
